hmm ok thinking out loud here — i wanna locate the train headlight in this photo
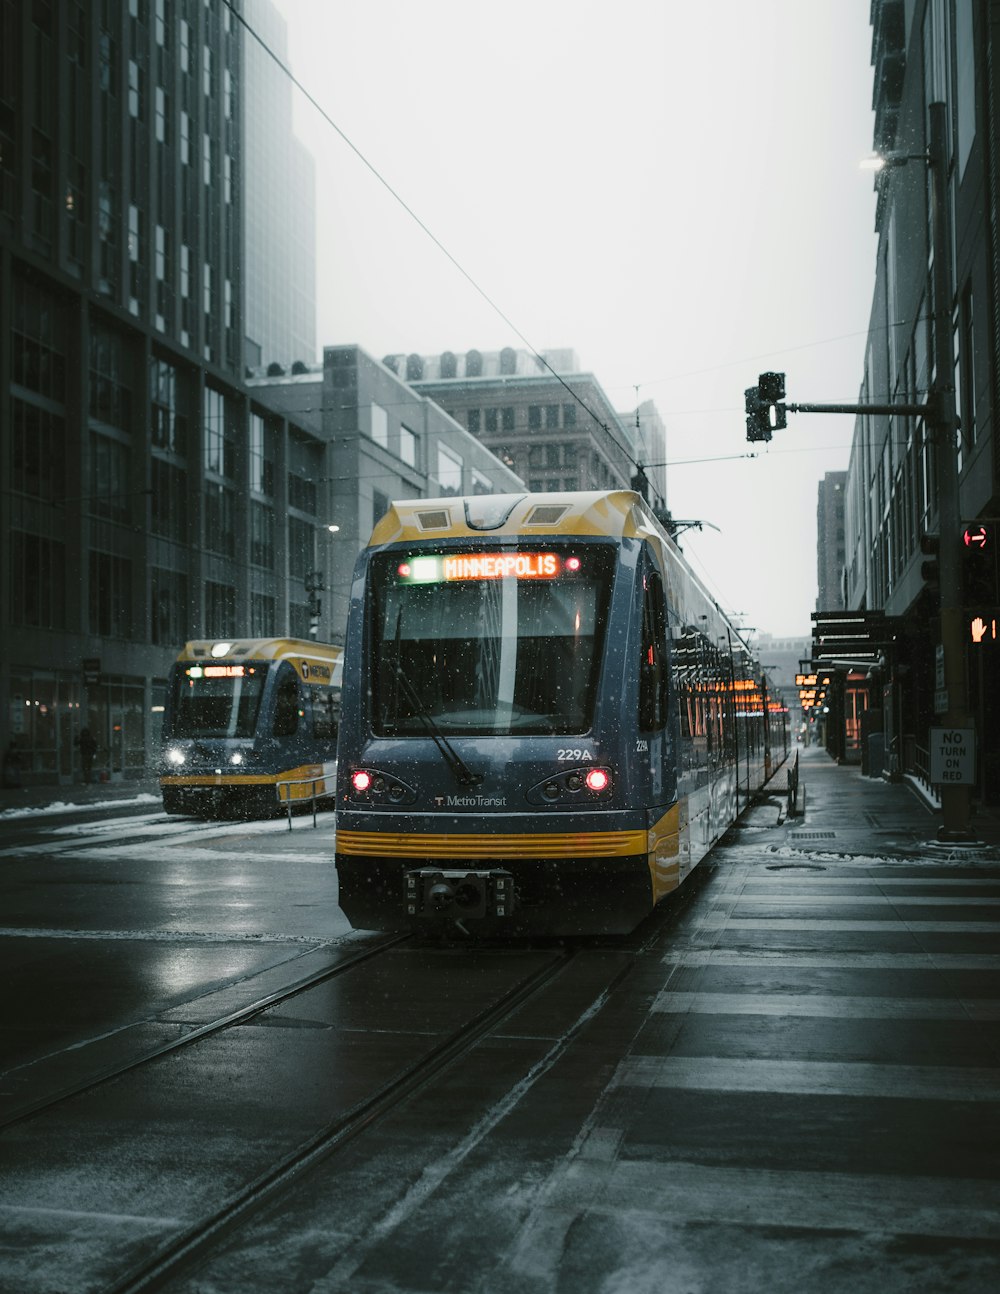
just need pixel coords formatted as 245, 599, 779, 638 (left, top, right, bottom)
229, 751, 244, 765
585, 768, 610, 793
166, 747, 186, 767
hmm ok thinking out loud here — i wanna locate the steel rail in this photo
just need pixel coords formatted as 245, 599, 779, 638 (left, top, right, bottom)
104, 947, 579, 1294
0, 931, 409, 1131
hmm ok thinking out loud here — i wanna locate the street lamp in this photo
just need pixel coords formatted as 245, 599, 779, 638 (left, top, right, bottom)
864, 104, 972, 841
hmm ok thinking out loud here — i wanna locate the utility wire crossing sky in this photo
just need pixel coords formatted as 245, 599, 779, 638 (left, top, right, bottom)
269, 0, 877, 639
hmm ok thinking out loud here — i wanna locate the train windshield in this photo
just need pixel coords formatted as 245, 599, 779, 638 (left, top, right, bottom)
371, 547, 614, 736
167, 663, 268, 738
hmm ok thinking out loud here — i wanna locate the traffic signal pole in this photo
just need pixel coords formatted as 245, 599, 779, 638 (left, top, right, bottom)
744, 104, 974, 841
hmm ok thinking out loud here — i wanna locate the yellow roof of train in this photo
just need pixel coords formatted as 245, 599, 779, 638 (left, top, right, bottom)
369, 490, 659, 546
176, 637, 342, 663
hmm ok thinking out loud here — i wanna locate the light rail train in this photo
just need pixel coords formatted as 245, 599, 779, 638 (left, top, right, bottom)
159, 637, 342, 818
335, 491, 788, 935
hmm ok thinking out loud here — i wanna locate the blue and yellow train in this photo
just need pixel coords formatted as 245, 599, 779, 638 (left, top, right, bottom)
335, 491, 788, 935
160, 637, 342, 818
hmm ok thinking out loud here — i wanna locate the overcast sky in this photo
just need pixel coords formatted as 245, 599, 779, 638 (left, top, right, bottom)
270, 0, 876, 641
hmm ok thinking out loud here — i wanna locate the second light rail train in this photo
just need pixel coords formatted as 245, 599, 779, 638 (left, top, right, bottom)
159, 637, 342, 818
334, 490, 788, 936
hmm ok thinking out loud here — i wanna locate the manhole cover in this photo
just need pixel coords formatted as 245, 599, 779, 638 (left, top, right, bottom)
789, 832, 836, 840
765, 863, 828, 871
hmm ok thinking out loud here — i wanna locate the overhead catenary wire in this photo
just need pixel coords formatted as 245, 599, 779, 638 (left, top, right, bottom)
224, 0, 654, 501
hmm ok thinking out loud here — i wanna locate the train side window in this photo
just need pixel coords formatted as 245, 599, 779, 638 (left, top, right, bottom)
273, 672, 300, 736
639, 566, 669, 731
312, 686, 340, 739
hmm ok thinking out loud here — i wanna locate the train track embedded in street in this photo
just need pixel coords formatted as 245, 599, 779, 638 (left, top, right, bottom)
102, 943, 580, 1294
0, 930, 408, 1132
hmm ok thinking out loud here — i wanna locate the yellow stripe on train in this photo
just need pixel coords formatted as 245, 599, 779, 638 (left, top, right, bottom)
161, 762, 332, 790
335, 829, 648, 860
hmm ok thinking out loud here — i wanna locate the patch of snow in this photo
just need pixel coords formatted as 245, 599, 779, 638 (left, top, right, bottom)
0, 793, 160, 820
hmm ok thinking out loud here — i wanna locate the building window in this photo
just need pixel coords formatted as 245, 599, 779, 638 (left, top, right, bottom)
150, 357, 186, 454
249, 413, 275, 495
251, 500, 274, 568
204, 482, 235, 556
436, 443, 463, 496
90, 433, 131, 520
466, 349, 482, 377
11, 400, 66, 503
289, 601, 310, 639
406, 353, 424, 381
468, 409, 481, 435
89, 324, 131, 431
500, 347, 517, 375
151, 458, 187, 541
484, 408, 498, 433
501, 407, 515, 431
203, 386, 234, 477
399, 425, 417, 468
251, 593, 274, 637
89, 551, 133, 638
545, 404, 560, 429
288, 515, 315, 580
563, 404, 577, 428
151, 568, 188, 645
370, 403, 388, 448
440, 351, 457, 379
528, 406, 542, 430
206, 581, 236, 638
288, 434, 320, 513
11, 532, 66, 628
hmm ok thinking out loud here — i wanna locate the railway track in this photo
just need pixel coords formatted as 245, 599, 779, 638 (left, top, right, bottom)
1, 851, 708, 1294
103, 942, 584, 1294
0, 930, 406, 1131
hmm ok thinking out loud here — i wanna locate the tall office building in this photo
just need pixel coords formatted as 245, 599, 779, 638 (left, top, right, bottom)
241, 0, 316, 370
839, 0, 1000, 795
0, 0, 321, 785
816, 471, 847, 611
399, 347, 668, 511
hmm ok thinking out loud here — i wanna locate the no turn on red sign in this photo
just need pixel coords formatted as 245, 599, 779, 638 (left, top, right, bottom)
929, 728, 976, 785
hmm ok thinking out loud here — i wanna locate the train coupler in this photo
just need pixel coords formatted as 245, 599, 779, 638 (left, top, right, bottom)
403, 868, 516, 923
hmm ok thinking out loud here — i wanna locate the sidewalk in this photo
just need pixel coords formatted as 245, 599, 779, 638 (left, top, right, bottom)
786, 743, 1000, 854
0, 776, 162, 819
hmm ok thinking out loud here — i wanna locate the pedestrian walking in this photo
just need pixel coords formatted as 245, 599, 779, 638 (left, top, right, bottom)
76, 727, 98, 783
2, 741, 22, 788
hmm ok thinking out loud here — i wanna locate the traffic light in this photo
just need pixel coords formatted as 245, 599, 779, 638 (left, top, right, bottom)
920, 533, 940, 589
758, 372, 787, 430
745, 373, 787, 442
961, 522, 998, 607
745, 387, 772, 442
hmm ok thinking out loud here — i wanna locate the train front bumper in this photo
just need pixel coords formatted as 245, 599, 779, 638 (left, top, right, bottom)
334, 810, 655, 936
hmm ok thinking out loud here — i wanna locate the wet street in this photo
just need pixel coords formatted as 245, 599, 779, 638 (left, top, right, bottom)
1, 747, 999, 1293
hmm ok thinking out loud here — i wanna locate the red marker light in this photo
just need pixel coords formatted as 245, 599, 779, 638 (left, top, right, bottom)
352, 770, 372, 792
566, 556, 581, 572
398, 563, 411, 577
585, 768, 610, 792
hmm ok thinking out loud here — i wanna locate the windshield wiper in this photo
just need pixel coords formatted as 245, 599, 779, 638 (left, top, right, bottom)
392, 661, 483, 788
